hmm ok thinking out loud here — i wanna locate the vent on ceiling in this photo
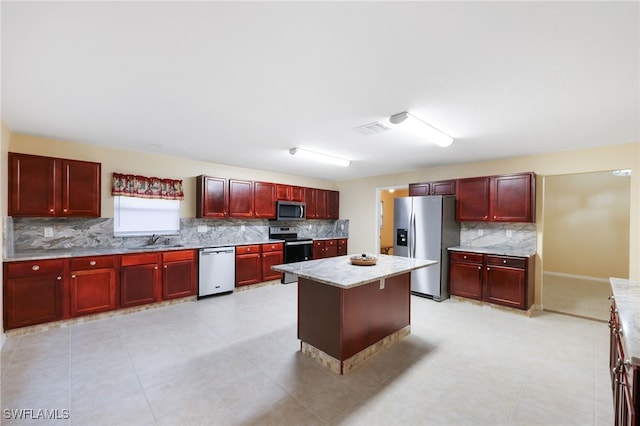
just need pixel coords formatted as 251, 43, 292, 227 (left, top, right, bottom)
354, 121, 391, 135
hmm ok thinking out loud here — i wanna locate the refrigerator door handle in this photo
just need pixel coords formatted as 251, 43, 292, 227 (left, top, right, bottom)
410, 210, 416, 258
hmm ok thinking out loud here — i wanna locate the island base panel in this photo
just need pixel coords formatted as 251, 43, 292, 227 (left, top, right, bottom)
301, 325, 410, 374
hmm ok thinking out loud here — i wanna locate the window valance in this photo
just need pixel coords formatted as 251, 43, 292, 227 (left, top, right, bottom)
111, 173, 184, 200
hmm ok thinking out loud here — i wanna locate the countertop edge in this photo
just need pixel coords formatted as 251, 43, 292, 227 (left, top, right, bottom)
609, 277, 640, 366
448, 246, 536, 258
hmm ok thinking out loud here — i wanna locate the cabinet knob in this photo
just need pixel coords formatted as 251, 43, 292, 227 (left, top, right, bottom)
57, 276, 62, 280
478, 266, 481, 270
32, 265, 40, 271
503, 260, 507, 264
71, 275, 76, 279
63, 209, 68, 212
90, 260, 96, 266
463, 255, 467, 259
487, 267, 491, 271
610, 307, 618, 314
154, 266, 158, 270
608, 295, 615, 300
49, 208, 54, 213
164, 265, 167, 269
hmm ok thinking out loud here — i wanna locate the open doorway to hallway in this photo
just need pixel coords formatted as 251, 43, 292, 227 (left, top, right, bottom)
376, 185, 408, 255
542, 170, 630, 321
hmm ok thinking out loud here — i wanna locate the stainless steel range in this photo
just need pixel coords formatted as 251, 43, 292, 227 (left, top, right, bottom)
269, 226, 313, 284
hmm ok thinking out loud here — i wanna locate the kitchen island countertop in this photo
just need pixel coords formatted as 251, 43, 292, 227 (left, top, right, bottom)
609, 277, 640, 365
271, 254, 437, 289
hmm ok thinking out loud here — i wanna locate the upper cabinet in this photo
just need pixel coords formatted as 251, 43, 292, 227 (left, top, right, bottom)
8, 153, 101, 217
196, 175, 339, 221
456, 172, 535, 223
196, 175, 228, 218
409, 179, 456, 197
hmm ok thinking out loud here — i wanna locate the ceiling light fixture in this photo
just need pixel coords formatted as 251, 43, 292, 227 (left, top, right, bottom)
289, 148, 350, 167
389, 111, 454, 147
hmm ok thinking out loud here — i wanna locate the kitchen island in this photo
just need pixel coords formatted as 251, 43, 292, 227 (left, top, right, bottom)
272, 254, 437, 374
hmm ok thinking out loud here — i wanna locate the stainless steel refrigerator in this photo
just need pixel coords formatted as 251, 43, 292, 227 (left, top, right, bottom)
393, 195, 459, 301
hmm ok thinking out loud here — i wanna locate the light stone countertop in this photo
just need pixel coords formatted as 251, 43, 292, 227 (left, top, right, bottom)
609, 277, 640, 365
271, 254, 437, 289
448, 246, 536, 258
3, 239, 285, 262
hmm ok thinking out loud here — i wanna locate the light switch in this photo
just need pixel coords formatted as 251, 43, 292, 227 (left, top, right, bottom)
197, 225, 208, 233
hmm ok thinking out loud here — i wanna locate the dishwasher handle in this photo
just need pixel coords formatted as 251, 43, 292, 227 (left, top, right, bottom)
200, 248, 235, 255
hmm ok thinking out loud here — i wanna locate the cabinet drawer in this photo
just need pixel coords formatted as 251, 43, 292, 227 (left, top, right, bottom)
261, 243, 283, 253
120, 253, 160, 266
338, 239, 347, 246
237, 245, 260, 254
162, 249, 195, 262
70, 255, 116, 270
325, 239, 337, 247
486, 255, 526, 269
313, 241, 324, 248
450, 252, 483, 263
5, 259, 65, 277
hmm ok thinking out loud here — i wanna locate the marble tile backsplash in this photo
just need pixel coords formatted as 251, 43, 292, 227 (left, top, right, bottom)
3, 217, 349, 254
459, 222, 537, 253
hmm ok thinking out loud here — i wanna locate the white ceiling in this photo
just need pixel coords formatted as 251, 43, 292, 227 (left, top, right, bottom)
2, 1, 639, 181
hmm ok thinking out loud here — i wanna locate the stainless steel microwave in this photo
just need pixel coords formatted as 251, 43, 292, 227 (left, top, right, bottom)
275, 201, 306, 220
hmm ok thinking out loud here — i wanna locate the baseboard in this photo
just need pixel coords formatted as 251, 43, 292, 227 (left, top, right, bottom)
543, 271, 609, 283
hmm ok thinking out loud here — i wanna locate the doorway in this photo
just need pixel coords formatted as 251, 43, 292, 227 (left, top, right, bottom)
542, 170, 630, 321
376, 186, 408, 255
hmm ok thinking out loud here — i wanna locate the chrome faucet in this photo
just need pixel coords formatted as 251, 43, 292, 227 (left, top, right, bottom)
149, 234, 161, 245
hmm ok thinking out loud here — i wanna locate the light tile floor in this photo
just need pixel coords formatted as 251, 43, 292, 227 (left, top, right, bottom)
1, 283, 613, 425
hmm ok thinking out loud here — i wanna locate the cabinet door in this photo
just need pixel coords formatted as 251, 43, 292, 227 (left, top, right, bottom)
254, 181, 276, 219
326, 190, 339, 219
449, 260, 483, 300
430, 180, 456, 196
484, 265, 525, 309
290, 186, 305, 202
313, 240, 325, 259
163, 259, 195, 299
197, 175, 228, 218
337, 239, 348, 256
304, 188, 318, 219
324, 239, 338, 257
235, 253, 261, 286
409, 183, 430, 196
4, 274, 63, 329
60, 159, 101, 217
491, 173, 535, 222
315, 189, 328, 219
456, 177, 490, 221
8, 153, 56, 216
120, 263, 160, 308
70, 268, 116, 316
261, 250, 283, 281
229, 179, 254, 218
276, 184, 291, 200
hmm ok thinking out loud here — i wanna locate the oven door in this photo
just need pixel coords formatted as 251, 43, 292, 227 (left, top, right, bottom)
282, 240, 313, 284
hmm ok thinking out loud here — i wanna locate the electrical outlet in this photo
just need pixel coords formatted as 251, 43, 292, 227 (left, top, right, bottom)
506, 230, 513, 238
240, 225, 245, 232
44, 227, 54, 237
478, 229, 484, 237
197, 225, 208, 233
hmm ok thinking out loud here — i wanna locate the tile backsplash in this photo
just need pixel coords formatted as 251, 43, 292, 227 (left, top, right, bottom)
459, 222, 536, 253
3, 217, 349, 255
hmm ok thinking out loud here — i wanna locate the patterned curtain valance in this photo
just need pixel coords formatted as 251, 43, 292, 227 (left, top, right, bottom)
111, 173, 184, 200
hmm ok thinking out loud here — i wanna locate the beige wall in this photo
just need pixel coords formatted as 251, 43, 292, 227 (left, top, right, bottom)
338, 142, 640, 306
1, 119, 11, 346
8, 133, 338, 218
543, 171, 630, 278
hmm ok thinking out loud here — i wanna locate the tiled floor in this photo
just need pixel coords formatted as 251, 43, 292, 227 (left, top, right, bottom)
543, 273, 613, 321
1, 283, 613, 425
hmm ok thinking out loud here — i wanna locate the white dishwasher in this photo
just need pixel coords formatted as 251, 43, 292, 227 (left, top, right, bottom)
198, 247, 235, 298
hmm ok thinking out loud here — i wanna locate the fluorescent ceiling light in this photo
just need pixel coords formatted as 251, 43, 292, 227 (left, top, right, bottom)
389, 111, 454, 147
289, 148, 350, 167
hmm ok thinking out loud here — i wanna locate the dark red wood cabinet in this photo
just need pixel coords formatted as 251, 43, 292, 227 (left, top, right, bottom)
229, 179, 254, 218
409, 179, 456, 197
313, 239, 339, 259
456, 172, 535, 223
305, 188, 318, 219
449, 251, 534, 310
337, 239, 348, 256
119, 253, 161, 308
327, 190, 339, 219
276, 184, 304, 202
162, 250, 196, 300
196, 175, 228, 218
8, 152, 101, 217
235, 245, 262, 287
69, 255, 117, 317
3, 259, 65, 329
254, 181, 276, 219
261, 243, 283, 282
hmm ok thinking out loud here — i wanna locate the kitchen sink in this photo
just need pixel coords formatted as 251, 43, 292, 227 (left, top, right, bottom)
125, 244, 185, 251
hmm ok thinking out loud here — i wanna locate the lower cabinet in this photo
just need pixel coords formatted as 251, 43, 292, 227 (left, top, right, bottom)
337, 238, 348, 256
449, 251, 534, 310
609, 297, 639, 426
313, 239, 339, 259
261, 243, 283, 282
161, 250, 197, 300
120, 253, 161, 308
70, 255, 117, 317
235, 245, 262, 287
3, 259, 64, 329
